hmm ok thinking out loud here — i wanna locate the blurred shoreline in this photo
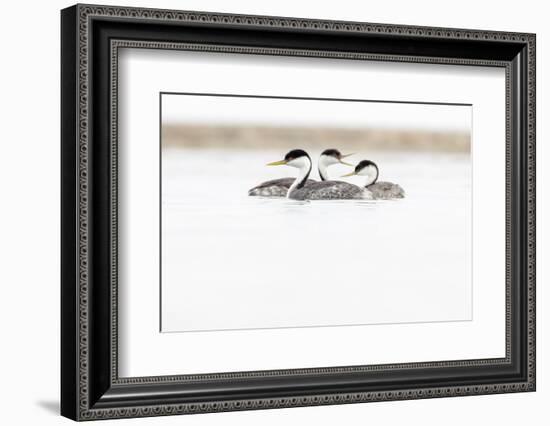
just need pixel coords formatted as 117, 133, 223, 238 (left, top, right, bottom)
162, 124, 470, 153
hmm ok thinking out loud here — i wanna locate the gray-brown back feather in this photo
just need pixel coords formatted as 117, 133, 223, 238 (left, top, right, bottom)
368, 181, 405, 199
248, 178, 316, 197
290, 181, 364, 200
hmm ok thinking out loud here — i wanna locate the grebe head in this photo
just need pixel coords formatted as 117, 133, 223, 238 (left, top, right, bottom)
319, 149, 354, 166
267, 149, 312, 194
267, 149, 311, 169
318, 149, 354, 181
341, 159, 379, 186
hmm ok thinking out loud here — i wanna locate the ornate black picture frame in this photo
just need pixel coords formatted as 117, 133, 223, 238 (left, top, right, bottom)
61, 3, 536, 421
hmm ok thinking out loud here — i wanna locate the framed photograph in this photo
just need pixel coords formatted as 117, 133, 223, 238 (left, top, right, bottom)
61, 4, 536, 421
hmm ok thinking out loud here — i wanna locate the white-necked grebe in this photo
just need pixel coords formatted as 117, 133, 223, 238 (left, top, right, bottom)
341, 159, 405, 199
248, 148, 353, 197
266, 149, 371, 200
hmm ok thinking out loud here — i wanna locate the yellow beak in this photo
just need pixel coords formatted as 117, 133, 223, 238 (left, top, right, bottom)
340, 171, 356, 177
266, 159, 288, 166
338, 153, 354, 166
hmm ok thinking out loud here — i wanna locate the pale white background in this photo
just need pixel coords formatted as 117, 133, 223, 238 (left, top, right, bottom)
120, 51, 506, 377
161, 95, 475, 333
0, 0, 547, 425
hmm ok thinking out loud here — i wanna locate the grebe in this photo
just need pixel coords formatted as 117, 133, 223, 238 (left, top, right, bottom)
266, 150, 372, 200
341, 160, 405, 199
317, 149, 354, 181
248, 149, 353, 197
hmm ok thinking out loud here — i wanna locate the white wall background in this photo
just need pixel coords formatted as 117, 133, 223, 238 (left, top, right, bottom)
0, 0, 546, 424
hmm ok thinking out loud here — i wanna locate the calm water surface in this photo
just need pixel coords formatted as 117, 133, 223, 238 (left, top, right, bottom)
161, 149, 472, 332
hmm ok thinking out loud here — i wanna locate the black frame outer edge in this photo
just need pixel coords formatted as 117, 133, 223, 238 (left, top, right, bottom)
61, 4, 78, 421
61, 4, 535, 421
